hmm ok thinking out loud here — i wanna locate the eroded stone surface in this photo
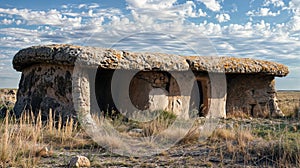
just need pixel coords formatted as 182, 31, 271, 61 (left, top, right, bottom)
226, 74, 283, 118
14, 44, 289, 76
148, 88, 169, 112
12, 44, 289, 120
13, 44, 190, 72
14, 64, 74, 121
186, 56, 289, 76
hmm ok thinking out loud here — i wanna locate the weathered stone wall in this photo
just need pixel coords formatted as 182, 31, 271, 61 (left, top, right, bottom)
14, 64, 74, 121
95, 70, 198, 119
13, 64, 284, 122
12, 45, 289, 121
226, 74, 281, 117
130, 71, 208, 118
129, 71, 171, 110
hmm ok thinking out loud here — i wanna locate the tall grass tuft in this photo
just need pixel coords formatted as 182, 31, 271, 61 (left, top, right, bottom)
0, 109, 90, 167
142, 110, 176, 137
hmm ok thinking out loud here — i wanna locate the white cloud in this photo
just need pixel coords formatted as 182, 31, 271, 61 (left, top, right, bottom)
288, 15, 300, 31
131, 10, 154, 25
286, 0, 300, 31
126, 0, 176, 10
15, 20, 22, 25
197, 0, 221, 12
79, 8, 122, 18
78, 3, 99, 9
0, 8, 82, 27
198, 9, 207, 17
263, 0, 285, 7
223, 22, 254, 37
247, 7, 280, 16
216, 13, 230, 23
222, 19, 276, 38
1, 18, 14, 25
196, 21, 222, 36
88, 3, 100, 9
0, 1, 300, 89
231, 3, 238, 13
217, 42, 235, 51
126, 0, 206, 23
253, 20, 271, 36
291, 0, 300, 7
78, 4, 87, 9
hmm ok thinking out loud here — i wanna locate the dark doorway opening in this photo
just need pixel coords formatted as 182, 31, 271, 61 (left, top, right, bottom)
94, 69, 116, 117
190, 80, 204, 117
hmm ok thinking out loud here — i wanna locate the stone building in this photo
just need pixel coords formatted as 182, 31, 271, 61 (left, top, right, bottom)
12, 44, 289, 121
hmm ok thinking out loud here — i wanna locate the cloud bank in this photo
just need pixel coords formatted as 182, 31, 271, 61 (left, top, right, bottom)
0, 0, 299, 89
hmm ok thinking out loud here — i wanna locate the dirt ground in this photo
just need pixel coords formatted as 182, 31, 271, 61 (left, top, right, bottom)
36, 117, 300, 167
1, 89, 300, 167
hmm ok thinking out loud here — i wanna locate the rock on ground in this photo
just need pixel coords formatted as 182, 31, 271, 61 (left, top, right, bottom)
68, 155, 91, 168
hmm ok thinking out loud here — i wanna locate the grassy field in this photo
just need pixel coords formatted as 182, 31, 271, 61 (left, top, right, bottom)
277, 91, 300, 117
0, 90, 299, 167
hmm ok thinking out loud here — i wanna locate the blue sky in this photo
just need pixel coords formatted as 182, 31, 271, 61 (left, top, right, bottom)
0, 0, 299, 89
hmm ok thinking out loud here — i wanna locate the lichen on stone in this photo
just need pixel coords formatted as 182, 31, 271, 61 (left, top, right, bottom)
13, 44, 289, 77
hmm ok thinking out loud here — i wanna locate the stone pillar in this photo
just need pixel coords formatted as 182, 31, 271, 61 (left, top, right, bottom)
169, 71, 196, 119
206, 73, 227, 118
72, 66, 92, 125
265, 78, 283, 117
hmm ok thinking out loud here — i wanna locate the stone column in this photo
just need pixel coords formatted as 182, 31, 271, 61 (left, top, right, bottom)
169, 71, 196, 119
72, 66, 92, 125
206, 73, 227, 118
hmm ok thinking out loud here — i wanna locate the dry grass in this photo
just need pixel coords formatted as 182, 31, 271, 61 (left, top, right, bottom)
207, 124, 300, 167
89, 107, 300, 166
0, 90, 299, 167
0, 108, 299, 167
277, 91, 300, 117
141, 110, 176, 137
42, 109, 92, 149
88, 110, 201, 151
177, 125, 200, 144
0, 111, 41, 167
226, 110, 251, 119
0, 109, 92, 167
210, 128, 236, 141
209, 128, 255, 154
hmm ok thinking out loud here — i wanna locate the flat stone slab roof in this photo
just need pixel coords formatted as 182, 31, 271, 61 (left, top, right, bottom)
13, 44, 289, 76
